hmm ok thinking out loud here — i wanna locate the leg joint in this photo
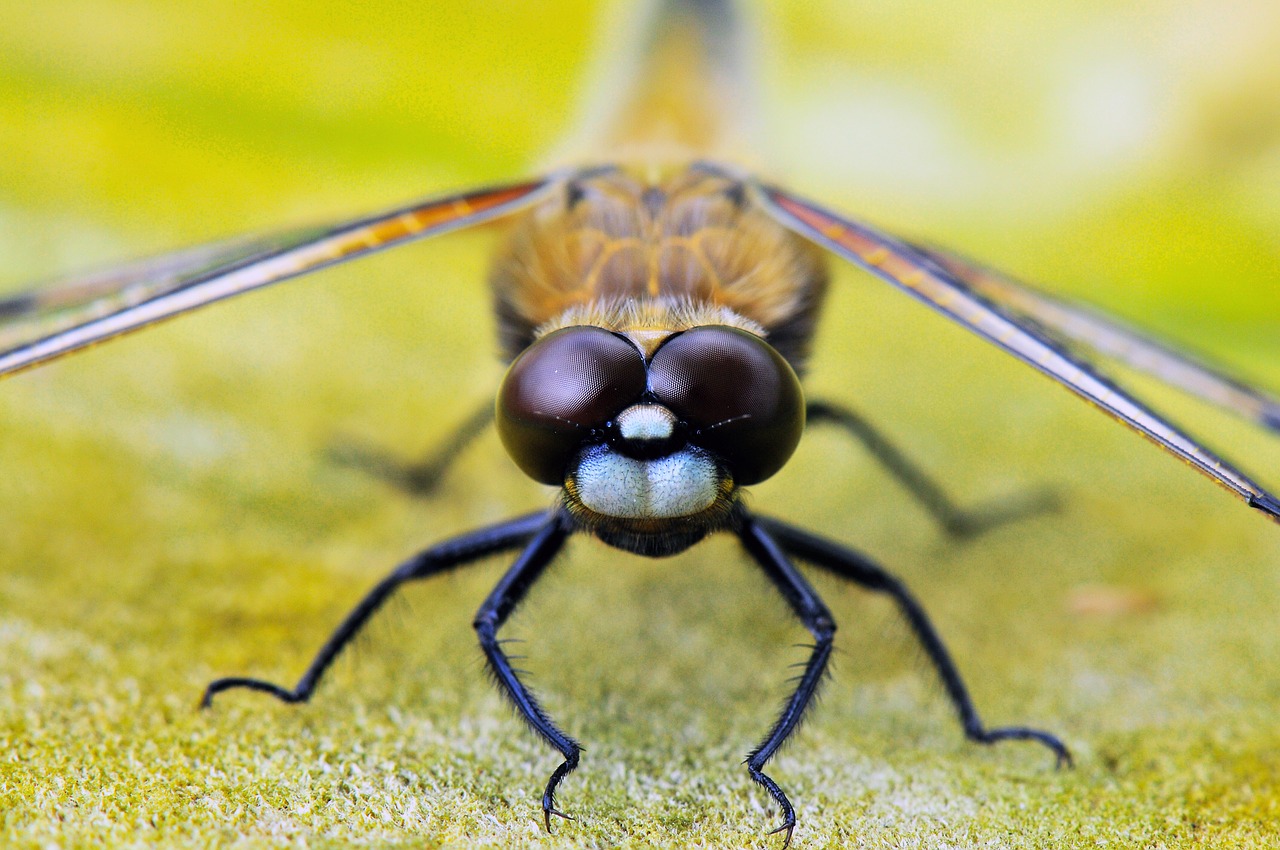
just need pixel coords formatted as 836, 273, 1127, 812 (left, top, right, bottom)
472, 613, 497, 639
811, 613, 837, 643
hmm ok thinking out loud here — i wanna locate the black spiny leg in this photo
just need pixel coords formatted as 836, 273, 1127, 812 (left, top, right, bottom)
756, 516, 1071, 766
735, 513, 838, 848
472, 512, 580, 832
330, 401, 494, 497
807, 399, 1056, 538
200, 511, 551, 708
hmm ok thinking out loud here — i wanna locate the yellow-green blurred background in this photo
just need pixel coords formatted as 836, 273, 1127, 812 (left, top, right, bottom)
1, 1, 1278, 847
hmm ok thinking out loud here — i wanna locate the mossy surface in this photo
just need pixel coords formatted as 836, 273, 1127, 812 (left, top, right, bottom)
2, 2, 1279, 848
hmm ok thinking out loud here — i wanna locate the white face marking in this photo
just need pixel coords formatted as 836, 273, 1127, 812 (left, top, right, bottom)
615, 403, 676, 442
572, 444, 719, 519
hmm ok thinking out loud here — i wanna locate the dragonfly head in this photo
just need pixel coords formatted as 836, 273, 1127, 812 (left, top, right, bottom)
496, 324, 805, 556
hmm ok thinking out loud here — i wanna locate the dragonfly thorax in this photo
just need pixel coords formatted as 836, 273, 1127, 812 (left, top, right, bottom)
489, 164, 830, 373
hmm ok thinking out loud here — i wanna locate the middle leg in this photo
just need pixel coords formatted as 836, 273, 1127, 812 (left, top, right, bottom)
200, 510, 552, 709
755, 514, 1071, 766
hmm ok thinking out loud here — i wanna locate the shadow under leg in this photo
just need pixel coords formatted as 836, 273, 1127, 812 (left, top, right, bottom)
735, 513, 838, 848
200, 510, 552, 708
755, 515, 1070, 765
806, 399, 1057, 538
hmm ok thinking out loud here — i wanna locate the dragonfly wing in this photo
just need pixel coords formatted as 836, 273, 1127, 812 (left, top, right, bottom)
0, 231, 326, 344
0, 178, 555, 379
905, 243, 1280, 434
757, 183, 1280, 524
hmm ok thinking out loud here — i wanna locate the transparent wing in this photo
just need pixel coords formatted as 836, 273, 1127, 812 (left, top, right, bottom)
0, 231, 326, 344
0, 177, 555, 379
757, 183, 1280, 524
905, 242, 1280, 434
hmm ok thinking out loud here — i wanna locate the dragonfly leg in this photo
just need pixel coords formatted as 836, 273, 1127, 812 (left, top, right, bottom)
755, 515, 1071, 767
330, 401, 494, 497
735, 513, 838, 849
806, 399, 1057, 538
471, 514, 580, 832
200, 511, 552, 708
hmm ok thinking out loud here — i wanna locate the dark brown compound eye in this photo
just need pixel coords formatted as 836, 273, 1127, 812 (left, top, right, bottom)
496, 326, 647, 484
648, 325, 804, 485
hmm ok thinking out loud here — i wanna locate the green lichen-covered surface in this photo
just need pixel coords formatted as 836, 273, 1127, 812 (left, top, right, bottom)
2, 2, 1279, 848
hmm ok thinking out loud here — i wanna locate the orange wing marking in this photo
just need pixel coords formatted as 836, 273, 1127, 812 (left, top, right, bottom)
758, 184, 1280, 524
0, 178, 555, 380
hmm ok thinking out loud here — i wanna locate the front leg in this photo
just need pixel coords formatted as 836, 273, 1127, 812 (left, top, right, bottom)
755, 515, 1071, 766
735, 513, 838, 848
471, 511, 580, 831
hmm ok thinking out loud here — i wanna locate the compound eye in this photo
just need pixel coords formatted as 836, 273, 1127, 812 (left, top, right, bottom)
648, 326, 804, 485
497, 326, 646, 484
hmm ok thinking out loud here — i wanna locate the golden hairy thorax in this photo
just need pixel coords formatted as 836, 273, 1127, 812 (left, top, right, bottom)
490, 165, 829, 371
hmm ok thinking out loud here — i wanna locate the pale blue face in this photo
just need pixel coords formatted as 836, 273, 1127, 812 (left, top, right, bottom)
571, 402, 724, 521
569, 437, 722, 521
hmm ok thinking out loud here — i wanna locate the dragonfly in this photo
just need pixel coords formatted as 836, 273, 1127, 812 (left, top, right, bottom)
3, 0, 1278, 844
